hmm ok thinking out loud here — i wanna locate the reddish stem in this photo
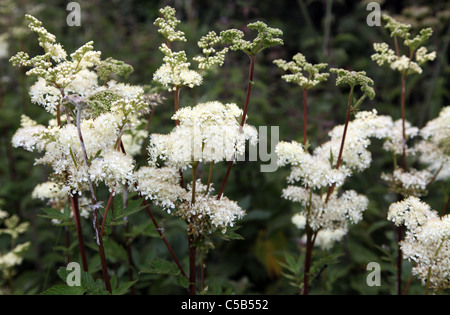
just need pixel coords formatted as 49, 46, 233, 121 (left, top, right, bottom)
142, 199, 187, 279
100, 191, 114, 238
188, 236, 197, 295
443, 196, 450, 216
70, 195, 89, 272
303, 88, 308, 146
93, 208, 112, 293
325, 85, 354, 203
400, 74, 407, 170
217, 55, 256, 200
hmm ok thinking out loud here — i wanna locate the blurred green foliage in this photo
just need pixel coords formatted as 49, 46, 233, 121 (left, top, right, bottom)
0, 0, 449, 295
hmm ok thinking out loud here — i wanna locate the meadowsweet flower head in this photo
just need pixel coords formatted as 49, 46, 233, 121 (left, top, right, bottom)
122, 129, 148, 157
291, 213, 306, 230
314, 229, 347, 251
383, 14, 411, 39
153, 44, 202, 91
28, 77, 62, 113
193, 31, 229, 71
178, 181, 245, 236
11, 115, 46, 152
274, 53, 329, 89
330, 68, 375, 99
0, 242, 31, 278
135, 166, 186, 212
382, 118, 419, 156
220, 21, 283, 56
96, 57, 134, 81
372, 14, 435, 75
283, 186, 368, 231
154, 6, 186, 43
382, 168, 433, 197
148, 101, 257, 168
32, 181, 67, 202
89, 149, 135, 193
391, 197, 450, 291
388, 196, 438, 233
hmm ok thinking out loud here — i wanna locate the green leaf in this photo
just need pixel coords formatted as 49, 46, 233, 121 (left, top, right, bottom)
56, 266, 109, 295
103, 239, 128, 263
39, 205, 72, 222
176, 274, 190, 289
40, 285, 85, 295
112, 193, 146, 222
140, 258, 181, 276
113, 280, 138, 295
216, 225, 244, 241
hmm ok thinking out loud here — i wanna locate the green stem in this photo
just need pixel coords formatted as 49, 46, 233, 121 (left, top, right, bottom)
425, 239, 446, 295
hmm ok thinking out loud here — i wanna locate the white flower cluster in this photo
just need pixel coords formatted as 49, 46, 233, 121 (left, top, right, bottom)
121, 129, 148, 157
153, 45, 203, 91
153, 6, 186, 43
193, 31, 229, 71
11, 15, 149, 198
278, 110, 390, 244
286, 211, 348, 250
32, 181, 67, 203
372, 15, 436, 75
381, 117, 419, 156
149, 101, 257, 168
273, 53, 329, 89
379, 106, 449, 196
277, 110, 391, 190
282, 186, 368, 232
388, 197, 450, 291
381, 168, 433, 197
0, 208, 30, 279
0, 242, 31, 278
135, 167, 245, 235
135, 166, 186, 211
11, 115, 46, 152
153, 7, 228, 91
416, 106, 450, 181
177, 181, 245, 236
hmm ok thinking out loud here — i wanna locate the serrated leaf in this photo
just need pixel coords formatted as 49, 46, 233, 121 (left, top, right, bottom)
113, 280, 138, 295
40, 206, 71, 221
217, 226, 244, 241
140, 258, 181, 276
112, 193, 146, 222
103, 239, 128, 263
176, 274, 190, 289
40, 285, 85, 295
